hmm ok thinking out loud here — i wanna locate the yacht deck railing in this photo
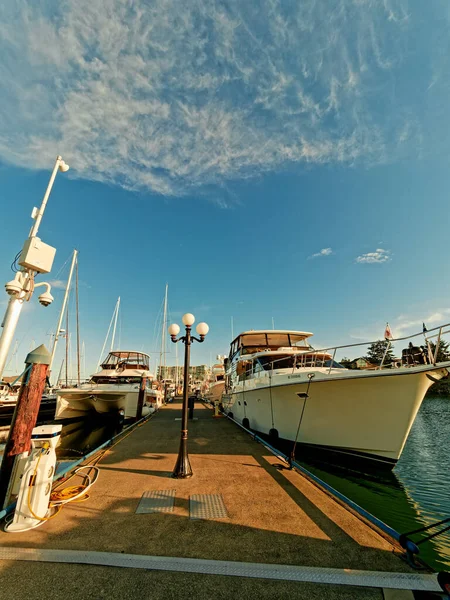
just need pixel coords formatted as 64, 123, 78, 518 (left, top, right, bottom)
239, 322, 450, 377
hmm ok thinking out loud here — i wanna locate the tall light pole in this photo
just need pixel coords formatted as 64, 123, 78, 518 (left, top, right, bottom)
168, 313, 209, 478
0, 155, 70, 379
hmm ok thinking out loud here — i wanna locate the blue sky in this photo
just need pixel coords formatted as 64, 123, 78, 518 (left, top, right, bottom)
1, 0, 450, 376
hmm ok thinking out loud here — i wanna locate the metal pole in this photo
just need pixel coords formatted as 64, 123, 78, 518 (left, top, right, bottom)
0, 293, 27, 379
29, 156, 62, 238
172, 325, 193, 478
97, 298, 118, 371
0, 344, 51, 508
0, 156, 68, 380
162, 284, 168, 379
111, 297, 120, 351
49, 249, 77, 378
65, 305, 69, 387
75, 256, 81, 385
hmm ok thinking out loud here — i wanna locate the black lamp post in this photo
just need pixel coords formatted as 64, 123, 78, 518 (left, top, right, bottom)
168, 313, 209, 478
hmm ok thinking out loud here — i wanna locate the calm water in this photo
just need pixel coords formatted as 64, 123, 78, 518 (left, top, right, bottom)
300, 395, 450, 571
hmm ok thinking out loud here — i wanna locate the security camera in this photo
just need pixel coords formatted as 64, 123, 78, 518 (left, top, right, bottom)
5, 278, 23, 296
38, 291, 54, 307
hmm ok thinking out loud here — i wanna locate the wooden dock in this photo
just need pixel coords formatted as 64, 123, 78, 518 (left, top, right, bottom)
0, 400, 434, 599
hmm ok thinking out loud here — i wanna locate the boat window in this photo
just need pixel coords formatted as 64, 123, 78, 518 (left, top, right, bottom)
91, 376, 143, 384
266, 333, 290, 348
258, 355, 295, 370
242, 333, 267, 346
253, 359, 264, 374
241, 333, 267, 355
288, 334, 309, 348
229, 337, 240, 358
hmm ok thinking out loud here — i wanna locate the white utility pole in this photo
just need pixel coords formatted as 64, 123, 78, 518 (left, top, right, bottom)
0, 155, 70, 379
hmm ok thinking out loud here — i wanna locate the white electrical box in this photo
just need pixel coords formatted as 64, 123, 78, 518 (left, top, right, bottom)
18, 236, 56, 274
4, 424, 62, 533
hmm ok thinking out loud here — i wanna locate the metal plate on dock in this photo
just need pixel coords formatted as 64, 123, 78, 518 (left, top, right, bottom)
190, 494, 228, 520
0, 547, 443, 592
136, 490, 176, 514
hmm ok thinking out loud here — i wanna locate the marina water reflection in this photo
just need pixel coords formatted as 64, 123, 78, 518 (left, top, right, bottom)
299, 395, 450, 572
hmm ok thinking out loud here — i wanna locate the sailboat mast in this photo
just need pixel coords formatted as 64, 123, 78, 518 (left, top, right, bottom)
82, 340, 86, 381
49, 249, 78, 379
97, 297, 120, 371
75, 255, 81, 385
57, 359, 64, 387
111, 297, 121, 351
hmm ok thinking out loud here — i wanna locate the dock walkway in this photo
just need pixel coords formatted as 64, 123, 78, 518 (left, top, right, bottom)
0, 400, 421, 599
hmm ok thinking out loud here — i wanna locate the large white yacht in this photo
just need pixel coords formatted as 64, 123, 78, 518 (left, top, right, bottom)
205, 361, 225, 404
56, 351, 164, 420
222, 329, 450, 468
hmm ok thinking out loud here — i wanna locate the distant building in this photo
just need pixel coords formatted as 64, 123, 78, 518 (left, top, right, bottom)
156, 365, 208, 383
156, 365, 183, 381
349, 358, 377, 370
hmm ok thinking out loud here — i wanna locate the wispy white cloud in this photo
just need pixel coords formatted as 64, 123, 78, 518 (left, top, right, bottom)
309, 248, 333, 259
48, 280, 67, 290
394, 309, 450, 337
0, 0, 435, 197
355, 248, 391, 264
349, 308, 450, 342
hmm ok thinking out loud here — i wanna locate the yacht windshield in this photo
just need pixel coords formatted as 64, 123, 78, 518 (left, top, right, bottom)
91, 376, 143, 384
101, 351, 149, 369
257, 355, 296, 370
256, 355, 346, 370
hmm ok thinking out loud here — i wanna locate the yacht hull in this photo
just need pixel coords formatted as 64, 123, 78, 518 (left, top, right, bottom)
222, 365, 450, 467
56, 387, 163, 420
205, 381, 225, 404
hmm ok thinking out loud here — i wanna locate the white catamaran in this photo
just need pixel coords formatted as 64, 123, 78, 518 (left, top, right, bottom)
55, 350, 164, 420
222, 328, 450, 468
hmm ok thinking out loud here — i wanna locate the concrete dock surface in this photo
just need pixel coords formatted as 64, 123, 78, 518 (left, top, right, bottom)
0, 400, 425, 599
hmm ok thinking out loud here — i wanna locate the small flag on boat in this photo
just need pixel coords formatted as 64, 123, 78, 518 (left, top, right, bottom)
384, 323, 393, 340
423, 323, 428, 333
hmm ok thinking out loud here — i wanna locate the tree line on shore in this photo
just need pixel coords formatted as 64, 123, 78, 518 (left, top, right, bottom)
339, 340, 450, 395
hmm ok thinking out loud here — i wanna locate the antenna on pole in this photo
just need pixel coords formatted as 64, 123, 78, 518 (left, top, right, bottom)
272, 317, 275, 330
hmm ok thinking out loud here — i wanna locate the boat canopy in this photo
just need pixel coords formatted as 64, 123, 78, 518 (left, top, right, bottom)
101, 351, 150, 370
229, 330, 312, 358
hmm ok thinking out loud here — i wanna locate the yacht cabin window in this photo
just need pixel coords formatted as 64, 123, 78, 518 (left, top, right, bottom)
256, 355, 346, 370
91, 376, 143, 384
